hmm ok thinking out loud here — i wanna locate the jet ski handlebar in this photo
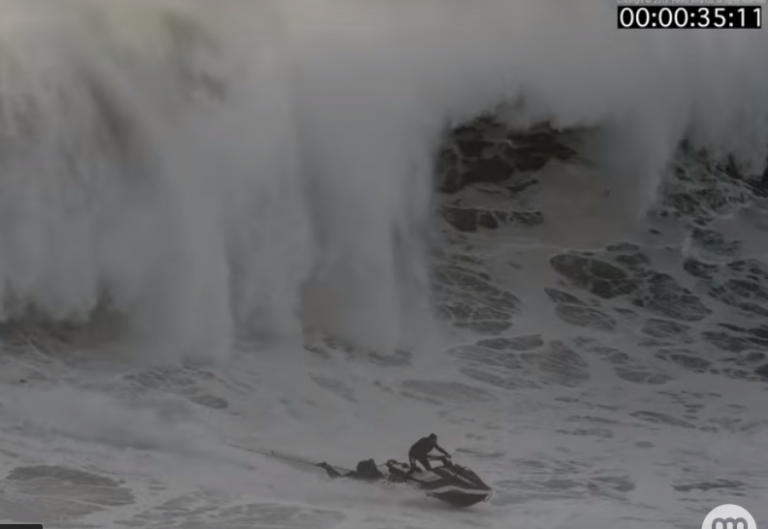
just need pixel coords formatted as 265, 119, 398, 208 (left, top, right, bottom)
428, 455, 454, 466
384, 456, 453, 468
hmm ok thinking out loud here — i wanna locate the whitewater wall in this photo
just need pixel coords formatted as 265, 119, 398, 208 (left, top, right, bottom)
0, 0, 766, 361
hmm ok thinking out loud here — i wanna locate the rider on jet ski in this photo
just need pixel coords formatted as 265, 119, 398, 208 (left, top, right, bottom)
408, 433, 451, 473
318, 433, 451, 479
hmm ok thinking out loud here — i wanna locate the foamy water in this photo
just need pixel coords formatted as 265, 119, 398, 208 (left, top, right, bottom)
0, 1, 766, 528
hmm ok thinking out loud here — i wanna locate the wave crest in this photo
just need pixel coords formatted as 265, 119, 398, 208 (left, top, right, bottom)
0, 0, 765, 361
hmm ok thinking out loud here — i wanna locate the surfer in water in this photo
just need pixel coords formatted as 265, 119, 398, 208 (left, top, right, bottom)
318, 458, 383, 480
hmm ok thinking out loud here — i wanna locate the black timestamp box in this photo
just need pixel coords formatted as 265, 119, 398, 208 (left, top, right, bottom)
617, 5, 762, 29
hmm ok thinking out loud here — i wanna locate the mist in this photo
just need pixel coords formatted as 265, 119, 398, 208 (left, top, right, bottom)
0, 0, 765, 362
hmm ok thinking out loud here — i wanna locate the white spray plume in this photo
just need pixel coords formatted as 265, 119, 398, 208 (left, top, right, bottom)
0, 0, 764, 361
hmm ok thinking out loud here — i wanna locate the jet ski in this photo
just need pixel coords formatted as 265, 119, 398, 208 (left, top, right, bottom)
383, 456, 492, 507
246, 445, 493, 508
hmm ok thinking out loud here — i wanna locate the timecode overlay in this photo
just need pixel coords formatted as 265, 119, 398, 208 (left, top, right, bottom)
617, 5, 762, 28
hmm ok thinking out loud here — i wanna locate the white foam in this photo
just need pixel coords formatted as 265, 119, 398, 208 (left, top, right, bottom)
0, 0, 763, 361
0, 7, 766, 524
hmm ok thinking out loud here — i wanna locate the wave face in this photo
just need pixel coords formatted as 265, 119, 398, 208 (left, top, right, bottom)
1, 1, 768, 528
0, 0, 766, 361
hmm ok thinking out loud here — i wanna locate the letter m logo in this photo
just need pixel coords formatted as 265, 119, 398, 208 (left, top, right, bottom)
712, 518, 749, 529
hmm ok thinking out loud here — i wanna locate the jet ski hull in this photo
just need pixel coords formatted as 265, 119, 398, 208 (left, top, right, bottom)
384, 459, 492, 508
428, 489, 490, 507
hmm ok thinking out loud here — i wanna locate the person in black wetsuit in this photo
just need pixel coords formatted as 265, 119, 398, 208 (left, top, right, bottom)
408, 433, 450, 473
318, 458, 383, 481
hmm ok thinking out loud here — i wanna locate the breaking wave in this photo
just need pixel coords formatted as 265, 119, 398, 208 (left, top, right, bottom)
0, 0, 766, 361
